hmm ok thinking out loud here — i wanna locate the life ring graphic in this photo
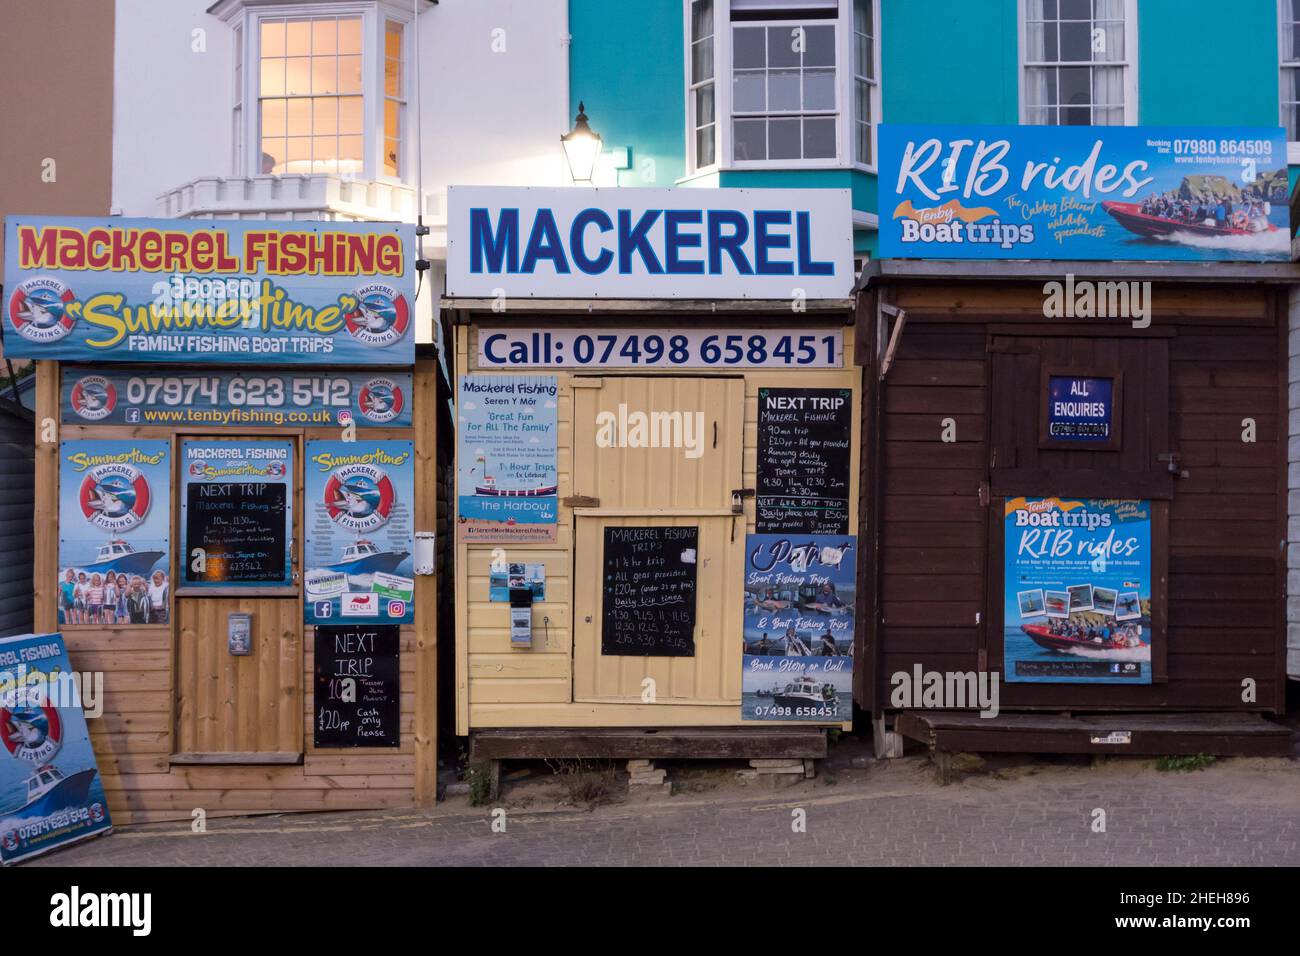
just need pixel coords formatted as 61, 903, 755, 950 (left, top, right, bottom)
8, 276, 77, 344
0, 702, 62, 765
357, 377, 405, 423
323, 463, 395, 533
78, 464, 151, 533
69, 375, 117, 421
342, 283, 410, 348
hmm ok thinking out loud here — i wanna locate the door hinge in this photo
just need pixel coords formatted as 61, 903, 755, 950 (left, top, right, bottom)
979, 481, 990, 507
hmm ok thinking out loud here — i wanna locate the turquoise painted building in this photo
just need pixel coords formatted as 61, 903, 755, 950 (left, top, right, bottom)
567, 0, 1297, 257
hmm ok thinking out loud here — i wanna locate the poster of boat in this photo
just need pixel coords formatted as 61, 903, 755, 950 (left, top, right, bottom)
880, 124, 1289, 261
57, 440, 170, 626
1004, 498, 1152, 684
304, 441, 414, 625
456, 375, 558, 543
741, 533, 855, 721
0, 632, 112, 865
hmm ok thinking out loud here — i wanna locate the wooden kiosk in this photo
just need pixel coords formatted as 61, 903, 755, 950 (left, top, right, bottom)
8, 216, 444, 822
444, 187, 862, 764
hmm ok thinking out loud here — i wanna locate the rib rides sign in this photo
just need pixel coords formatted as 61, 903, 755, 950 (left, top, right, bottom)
3, 217, 416, 364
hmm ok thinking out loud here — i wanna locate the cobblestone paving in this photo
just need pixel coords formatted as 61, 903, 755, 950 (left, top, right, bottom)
30, 756, 1300, 866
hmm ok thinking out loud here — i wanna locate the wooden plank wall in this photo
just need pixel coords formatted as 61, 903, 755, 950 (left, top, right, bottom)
35, 358, 440, 823
865, 283, 1286, 713
456, 319, 861, 731
0, 396, 34, 636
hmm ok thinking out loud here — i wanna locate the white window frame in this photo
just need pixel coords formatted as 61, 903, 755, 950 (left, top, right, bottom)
1279, 0, 1300, 163
1016, 0, 1139, 127
220, 1, 412, 183
850, 0, 881, 173
684, 0, 873, 174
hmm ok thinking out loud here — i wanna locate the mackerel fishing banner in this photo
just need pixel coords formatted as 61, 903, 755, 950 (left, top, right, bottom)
741, 534, 855, 721
180, 440, 294, 588
304, 441, 414, 625
1004, 498, 1152, 684
3, 217, 416, 364
456, 375, 558, 543
58, 440, 170, 627
61, 367, 412, 428
879, 125, 1289, 261
0, 633, 112, 865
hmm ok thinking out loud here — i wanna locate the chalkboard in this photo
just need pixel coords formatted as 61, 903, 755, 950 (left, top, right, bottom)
601, 526, 698, 657
757, 387, 851, 535
313, 625, 400, 748
183, 481, 289, 584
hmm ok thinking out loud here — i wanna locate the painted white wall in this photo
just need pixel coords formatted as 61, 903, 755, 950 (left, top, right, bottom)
112, 0, 570, 222
113, 0, 235, 216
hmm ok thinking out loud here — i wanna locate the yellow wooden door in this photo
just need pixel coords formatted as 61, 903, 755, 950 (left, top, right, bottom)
571, 376, 745, 704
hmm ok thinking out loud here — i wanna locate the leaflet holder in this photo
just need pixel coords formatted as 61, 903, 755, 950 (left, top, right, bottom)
509, 587, 533, 648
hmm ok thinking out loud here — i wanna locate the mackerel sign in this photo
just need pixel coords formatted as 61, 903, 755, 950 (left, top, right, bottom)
3, 217, 416, 364
446, 187, 855, 300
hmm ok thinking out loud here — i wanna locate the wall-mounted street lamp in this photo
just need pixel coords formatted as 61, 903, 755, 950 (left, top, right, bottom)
561, 101, 603, 184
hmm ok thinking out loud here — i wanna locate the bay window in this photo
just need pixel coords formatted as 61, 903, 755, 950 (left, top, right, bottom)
217, 1, 412, 182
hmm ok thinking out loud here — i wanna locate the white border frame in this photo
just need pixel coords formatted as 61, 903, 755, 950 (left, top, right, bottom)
1016, 0, 1139, 126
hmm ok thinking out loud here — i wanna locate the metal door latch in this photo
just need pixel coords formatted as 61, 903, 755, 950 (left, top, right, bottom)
1158, 452, 1188, 478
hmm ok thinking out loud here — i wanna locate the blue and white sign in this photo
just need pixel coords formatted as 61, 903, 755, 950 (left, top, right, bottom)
457, 375, 559, 543
61, 368, 413, 428
741, 534, 856, 721
0, 633, 112, 865
304, 441, 415, 625
1004, 498, 1152, 684
1046, 374, 1114, 443
3, 217, 416, 364
880, 124, 1289, 261
446, 187, 855, 299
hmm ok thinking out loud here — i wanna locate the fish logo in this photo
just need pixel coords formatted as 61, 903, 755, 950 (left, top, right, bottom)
323, 463, 395, 533
342, 283, 410, 349
69, 375, 117, 421
357, 377, 404, 424
8, 276, 77, 344
78, 463, 152, 533
0, 702, 62, 765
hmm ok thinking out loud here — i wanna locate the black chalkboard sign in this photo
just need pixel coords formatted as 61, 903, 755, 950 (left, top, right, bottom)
313, 624, 400, 748
601, 526, 698, 657
757, 387, 851, 535
183, 481, 289, 584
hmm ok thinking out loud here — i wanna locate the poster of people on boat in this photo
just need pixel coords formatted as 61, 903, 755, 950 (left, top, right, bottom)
0, 632, 113, 865
880, 124, 1289, 261
304, 441, 414, 625
741, 533, 855, 721
1004, 498, 1152, 684
57, 440, 170, 627
457, 375, 558, 543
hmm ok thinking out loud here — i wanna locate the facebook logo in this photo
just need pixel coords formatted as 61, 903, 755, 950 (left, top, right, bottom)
314, 601, 333, 618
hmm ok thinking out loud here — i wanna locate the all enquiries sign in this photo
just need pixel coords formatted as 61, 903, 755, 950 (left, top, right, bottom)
446, 187, 855, 300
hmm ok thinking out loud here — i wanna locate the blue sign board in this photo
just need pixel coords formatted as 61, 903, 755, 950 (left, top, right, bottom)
304, 441, 415, 625
58, 440, 171, 627
1004, 498, 1152, 684
741, 534, 855, 721
456, 375, 559, 543
1046, 374, 1114, 443
60, 367, 413, 428
3, 216, 416, 364
880, 125, 1289, 261
0, 632, 113, 865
